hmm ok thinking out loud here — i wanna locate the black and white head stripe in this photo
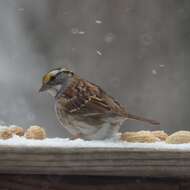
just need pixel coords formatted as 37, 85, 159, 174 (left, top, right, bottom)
42, 68, 73, 84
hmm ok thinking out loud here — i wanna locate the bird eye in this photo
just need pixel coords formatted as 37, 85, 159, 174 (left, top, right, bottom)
43, 74, 55, 84
50, 75, 55, 80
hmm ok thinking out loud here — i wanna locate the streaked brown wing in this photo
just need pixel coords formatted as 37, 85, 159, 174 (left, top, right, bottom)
62, 77, 127, 117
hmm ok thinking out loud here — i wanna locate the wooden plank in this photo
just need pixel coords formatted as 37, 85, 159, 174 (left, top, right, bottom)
0, 145, 190, 177
180, 182, 190, 190
0, 175, 180, 190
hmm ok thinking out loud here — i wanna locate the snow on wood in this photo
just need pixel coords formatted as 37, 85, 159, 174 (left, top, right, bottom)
1, 135, 190, 151
0, 135, 190, 177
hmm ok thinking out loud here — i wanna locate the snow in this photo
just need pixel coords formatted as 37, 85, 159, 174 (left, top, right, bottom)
0, 135, 190, 151
95, 20, 102, 24
152, 69, 157, 75
96, 50, 102, 55
78, 31, 85, 35
159, 64, 165, 67
71, 28, 85, 35
104, 33, 115, 43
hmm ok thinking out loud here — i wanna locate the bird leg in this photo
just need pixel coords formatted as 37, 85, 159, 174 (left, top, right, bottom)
70, 133, 81, 140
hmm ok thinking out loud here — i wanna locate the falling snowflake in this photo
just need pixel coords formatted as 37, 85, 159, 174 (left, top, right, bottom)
71, 28, 85, 35
79, 31, 85, 35
104, 33, 115, 43
152, 69, 157, 75
71, 28, 79, 34
95, 20, 102, 24
96, 50, 102, 56
159, 64, 165, 68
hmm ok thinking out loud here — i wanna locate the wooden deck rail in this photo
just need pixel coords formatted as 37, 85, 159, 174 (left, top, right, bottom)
0, 145, 189, 178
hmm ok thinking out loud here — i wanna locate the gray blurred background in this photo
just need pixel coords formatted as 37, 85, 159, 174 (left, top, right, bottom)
0, 0, 189, 137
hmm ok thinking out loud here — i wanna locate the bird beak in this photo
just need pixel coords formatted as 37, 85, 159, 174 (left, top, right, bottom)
39, 84, 48, 92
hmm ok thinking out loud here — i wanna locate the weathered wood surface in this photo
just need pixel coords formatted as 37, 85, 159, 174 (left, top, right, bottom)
0, 175, 184, 190
0, 145, 190, 177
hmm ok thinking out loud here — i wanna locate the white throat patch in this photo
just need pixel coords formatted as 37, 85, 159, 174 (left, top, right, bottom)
47, 84, 62, 97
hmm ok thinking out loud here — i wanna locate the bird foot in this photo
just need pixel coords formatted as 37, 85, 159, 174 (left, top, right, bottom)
70, 133, 81, 140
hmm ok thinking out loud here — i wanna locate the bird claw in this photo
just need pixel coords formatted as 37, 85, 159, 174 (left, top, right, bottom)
70, 133, 81, 140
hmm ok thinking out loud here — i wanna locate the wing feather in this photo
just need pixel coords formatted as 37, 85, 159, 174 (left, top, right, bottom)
61, 78, 127, 117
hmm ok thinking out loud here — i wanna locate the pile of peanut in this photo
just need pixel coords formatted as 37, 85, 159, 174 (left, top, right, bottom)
1, 125, 190, 144
121, 130, 190, 144
0, 125, 46, 140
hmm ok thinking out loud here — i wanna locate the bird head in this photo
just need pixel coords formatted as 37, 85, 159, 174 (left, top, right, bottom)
39, 68, 74, 97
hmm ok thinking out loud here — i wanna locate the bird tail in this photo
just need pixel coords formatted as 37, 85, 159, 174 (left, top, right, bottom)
127, 113, 160, 125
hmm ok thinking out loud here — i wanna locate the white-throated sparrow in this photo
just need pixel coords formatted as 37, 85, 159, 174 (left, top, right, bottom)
39, 68, 160, 140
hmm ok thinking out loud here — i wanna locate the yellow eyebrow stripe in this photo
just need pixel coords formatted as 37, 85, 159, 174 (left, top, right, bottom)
43, 73, 52, 84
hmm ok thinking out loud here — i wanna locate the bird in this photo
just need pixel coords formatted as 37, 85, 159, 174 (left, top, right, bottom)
39, 68, 160, 140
